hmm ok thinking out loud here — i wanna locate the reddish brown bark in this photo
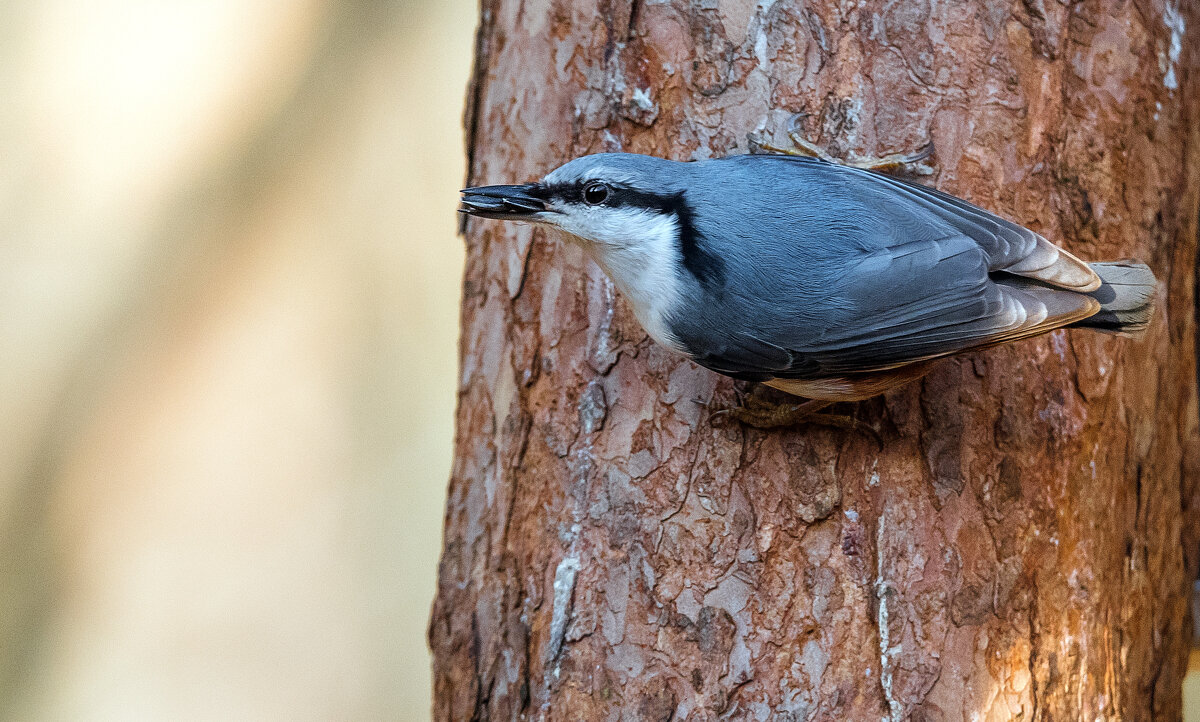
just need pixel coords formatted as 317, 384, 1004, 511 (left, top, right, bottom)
431, 1, 1200, 719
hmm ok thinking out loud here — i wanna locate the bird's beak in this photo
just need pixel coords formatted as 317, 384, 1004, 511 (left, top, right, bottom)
459, 183, 549, 220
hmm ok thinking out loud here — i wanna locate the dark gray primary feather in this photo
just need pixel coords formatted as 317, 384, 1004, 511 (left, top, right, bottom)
664, 154, 1103, 380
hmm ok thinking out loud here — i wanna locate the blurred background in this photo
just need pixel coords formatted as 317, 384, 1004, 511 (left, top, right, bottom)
2, 1, 1198, 720
0, 0, 470, 719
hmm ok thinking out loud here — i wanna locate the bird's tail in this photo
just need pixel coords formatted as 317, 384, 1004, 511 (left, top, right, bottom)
1069, 260, 1157, 335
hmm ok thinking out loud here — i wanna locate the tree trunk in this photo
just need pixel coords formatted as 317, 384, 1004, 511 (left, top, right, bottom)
431, 1, 1200, 719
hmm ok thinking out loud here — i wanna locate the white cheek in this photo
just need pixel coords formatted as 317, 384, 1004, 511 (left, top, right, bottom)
552, 206, 659, 246
551, 206, 638, 246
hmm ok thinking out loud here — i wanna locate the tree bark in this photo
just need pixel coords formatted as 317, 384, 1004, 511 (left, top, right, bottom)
431, 1, 1200, 719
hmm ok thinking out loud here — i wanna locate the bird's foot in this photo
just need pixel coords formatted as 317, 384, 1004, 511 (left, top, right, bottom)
840, 143, 935, 174
749, 132, 839, 163
711, 393, 881, 441
749, 114, 934, 176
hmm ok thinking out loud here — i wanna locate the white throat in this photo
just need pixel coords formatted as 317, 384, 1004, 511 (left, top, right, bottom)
556, 207, 685, 354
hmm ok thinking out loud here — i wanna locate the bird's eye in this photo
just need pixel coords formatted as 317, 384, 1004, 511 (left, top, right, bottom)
583, 182, 610, 205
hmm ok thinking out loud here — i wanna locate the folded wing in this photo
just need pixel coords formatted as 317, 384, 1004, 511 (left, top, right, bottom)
687, 158, 1101, 379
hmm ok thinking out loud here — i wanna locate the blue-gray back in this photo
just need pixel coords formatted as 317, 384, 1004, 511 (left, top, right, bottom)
663, 154, 1094, 379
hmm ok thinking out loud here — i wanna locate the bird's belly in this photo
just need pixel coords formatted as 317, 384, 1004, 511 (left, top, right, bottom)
766, 362, 935, 401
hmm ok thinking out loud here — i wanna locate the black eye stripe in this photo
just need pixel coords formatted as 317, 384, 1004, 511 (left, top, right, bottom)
538, 181, 677, 210
609, 187, 672, 209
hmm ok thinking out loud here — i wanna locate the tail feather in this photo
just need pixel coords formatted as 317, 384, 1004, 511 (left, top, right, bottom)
1069, 260, 1157, 335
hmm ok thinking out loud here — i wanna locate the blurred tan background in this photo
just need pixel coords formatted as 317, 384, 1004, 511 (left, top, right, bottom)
1, 0, 470, 719
3, 1, 1200, 721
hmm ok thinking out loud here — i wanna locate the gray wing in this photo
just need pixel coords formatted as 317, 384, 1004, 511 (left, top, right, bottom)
744, 154, 1101, 290
841, 163, 1100, 291
687, 158, 1100, 380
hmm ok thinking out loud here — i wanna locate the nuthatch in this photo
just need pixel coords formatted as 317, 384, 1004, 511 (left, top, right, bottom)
459, 147, 1155, 419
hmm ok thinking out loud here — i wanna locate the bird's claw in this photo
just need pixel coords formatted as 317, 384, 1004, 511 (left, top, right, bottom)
708, 392, 882, 442
749, 114, 935, 176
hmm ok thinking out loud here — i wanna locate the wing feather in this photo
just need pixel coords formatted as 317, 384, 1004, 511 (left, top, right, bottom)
687, 234, 1098, 379
683, 155, 1102, 380
750, 155, 1101, 291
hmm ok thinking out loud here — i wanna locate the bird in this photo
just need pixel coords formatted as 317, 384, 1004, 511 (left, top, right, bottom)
459, 146, 1156, 426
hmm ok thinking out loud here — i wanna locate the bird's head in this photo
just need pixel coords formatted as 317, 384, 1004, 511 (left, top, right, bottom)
459, 153, 688, 253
